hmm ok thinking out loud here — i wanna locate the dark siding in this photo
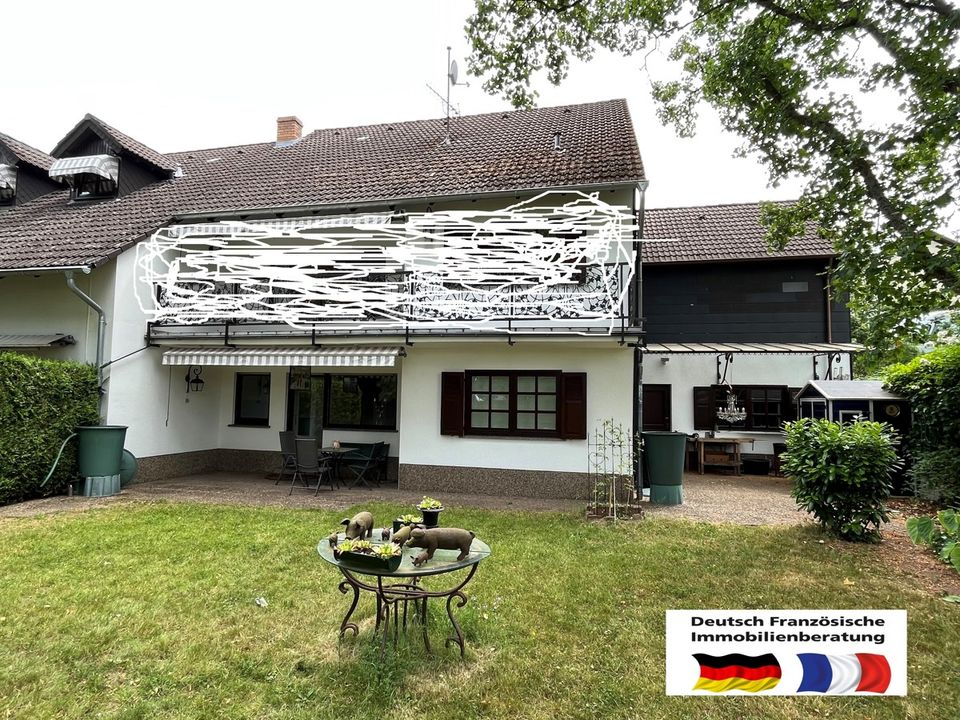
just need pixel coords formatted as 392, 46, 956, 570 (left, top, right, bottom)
69, 134, 112, 157
13, 167, 62, 205
643, 260, 847, 343
117, 158, 163, 195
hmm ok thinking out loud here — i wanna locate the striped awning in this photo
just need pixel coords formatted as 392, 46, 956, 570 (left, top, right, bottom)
160, 345, 404, 367
643, 342, 861, 354
0, 333, 75, 348
0, 164, 16, 191
49, 155, 120, 182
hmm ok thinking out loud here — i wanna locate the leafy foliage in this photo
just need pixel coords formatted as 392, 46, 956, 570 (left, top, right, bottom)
782, 418, 901, 541
884, 344, 960, 453
0, 352, 99, 506
466, 0, 960, 337
909, 449, 960, 504
906, 509, 960, 573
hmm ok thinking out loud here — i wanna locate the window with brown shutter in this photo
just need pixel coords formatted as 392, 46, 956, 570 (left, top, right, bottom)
694, 384, 793, 431
693, 386, 716, 430
439, 372, 465, 436
439, 370, 587, 439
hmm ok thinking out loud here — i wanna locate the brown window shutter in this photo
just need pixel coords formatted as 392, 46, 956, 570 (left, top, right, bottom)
560, 372, 587, 439
439, 372, 465, 436
693, 386, 716, 430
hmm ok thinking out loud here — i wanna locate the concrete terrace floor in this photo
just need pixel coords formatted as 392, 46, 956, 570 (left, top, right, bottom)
1, 471, 807, 525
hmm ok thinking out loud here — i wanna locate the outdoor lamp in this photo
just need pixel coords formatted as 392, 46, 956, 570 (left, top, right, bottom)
185, 366, 205, 393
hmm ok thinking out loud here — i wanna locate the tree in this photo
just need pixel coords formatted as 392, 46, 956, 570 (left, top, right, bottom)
466, 0, 960, 337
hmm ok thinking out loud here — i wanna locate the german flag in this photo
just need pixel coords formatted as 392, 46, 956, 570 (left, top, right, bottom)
693, 653, 781, 692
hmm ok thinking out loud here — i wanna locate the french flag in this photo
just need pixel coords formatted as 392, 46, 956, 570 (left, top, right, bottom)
797, 653, 892, 694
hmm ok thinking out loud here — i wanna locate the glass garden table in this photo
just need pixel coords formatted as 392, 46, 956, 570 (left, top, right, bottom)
317, 531, 491, 656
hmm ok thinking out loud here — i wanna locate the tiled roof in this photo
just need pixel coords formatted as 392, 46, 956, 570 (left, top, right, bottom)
52, 114, 175, 173
0, 99, 644, 271
642, 201, 835, 264
0, 131, 55, 172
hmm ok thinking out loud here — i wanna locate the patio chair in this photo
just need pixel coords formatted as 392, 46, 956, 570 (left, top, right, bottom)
372, 442, 390, 486
276, 431, 297, 485
343, 443, 379, 489
291, 437, 334, 495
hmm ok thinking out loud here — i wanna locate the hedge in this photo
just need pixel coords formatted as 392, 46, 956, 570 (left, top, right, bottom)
884, 344, 960, 504
0, 352, 99, 506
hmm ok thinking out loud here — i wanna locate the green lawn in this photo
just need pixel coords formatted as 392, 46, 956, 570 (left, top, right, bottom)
0, 502, 957, 719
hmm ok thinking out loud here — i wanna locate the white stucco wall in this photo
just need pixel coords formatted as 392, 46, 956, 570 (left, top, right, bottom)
0, 268, 111, 364
104, 248, 223, 458
398, 340, 633, 473
642, 351, 851, 453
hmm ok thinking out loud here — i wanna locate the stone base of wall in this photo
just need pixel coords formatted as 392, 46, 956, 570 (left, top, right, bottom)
134, 450, 399, 483
399, 463, 590, 500
136, 450, 220, 482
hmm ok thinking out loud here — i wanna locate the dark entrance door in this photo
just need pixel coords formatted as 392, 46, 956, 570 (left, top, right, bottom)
642, 384, 672, 431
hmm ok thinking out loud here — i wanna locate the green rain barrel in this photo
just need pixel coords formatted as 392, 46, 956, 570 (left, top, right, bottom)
75, 425, 128, 497
643, 431, 687, 505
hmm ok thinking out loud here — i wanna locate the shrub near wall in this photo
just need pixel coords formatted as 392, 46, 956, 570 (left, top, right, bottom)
782, 418, 901, 542
885, 345, 960, 504
0, 353, 99, 506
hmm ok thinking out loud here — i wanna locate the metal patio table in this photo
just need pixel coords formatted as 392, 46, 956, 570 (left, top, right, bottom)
317, 531, 491, 656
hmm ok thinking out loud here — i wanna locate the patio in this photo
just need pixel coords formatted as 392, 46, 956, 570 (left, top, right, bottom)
1, 471, 804, 525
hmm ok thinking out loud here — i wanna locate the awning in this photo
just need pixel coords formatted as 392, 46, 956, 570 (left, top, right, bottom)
161, 345, 404, 367
49, 155, 120, 183
0, 333, 76, 348
643, 341, 861, 354
0, 164, 16, 191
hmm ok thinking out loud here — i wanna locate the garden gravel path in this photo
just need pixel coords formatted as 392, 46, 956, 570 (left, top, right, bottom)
1, 471, 807, 525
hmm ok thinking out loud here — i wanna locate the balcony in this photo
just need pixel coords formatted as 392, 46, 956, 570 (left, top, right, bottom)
137, 192, 640, 340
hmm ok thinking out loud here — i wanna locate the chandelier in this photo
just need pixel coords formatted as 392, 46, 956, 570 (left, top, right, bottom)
716, 386, 746, 424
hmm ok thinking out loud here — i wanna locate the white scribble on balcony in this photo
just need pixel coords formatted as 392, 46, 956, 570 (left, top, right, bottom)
135, 192, 638, 334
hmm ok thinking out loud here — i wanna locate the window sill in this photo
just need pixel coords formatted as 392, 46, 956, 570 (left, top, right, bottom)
228, 423, 271, 429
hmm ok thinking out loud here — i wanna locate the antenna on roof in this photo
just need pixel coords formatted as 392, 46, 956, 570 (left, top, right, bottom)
426, 46, 470, 146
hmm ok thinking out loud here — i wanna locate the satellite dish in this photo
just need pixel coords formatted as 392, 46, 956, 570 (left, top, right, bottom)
449, 59, 459, 85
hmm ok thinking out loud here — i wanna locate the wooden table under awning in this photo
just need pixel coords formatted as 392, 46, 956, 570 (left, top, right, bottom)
693, 437, 755, 475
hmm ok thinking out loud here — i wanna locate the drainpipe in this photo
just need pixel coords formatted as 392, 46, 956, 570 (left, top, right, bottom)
65, 270, 106, 417
634, 181, 649, 494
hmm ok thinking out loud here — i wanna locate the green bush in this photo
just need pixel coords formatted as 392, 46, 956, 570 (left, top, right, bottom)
885, 344, 960, 452
782, 418, 901, 542
909, 449, 960, 505
0, 352, 99, 506
884, 345, 960, 503
906, 509, 960, 574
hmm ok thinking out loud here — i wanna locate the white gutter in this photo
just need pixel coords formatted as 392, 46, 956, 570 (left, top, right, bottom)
0, 265, 93, 275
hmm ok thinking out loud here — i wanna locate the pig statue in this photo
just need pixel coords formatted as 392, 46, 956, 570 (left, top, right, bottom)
340, 511, 374, 540
407, 527, 475, 566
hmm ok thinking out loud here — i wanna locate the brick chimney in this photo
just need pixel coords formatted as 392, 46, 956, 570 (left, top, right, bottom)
276, 116, 303, 143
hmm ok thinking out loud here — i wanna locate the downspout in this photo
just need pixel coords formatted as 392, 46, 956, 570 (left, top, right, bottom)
634, 181, 649, 494
65, 270, 105, 418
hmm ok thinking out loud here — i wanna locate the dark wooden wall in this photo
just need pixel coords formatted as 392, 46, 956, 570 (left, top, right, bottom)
14, 167, 63, 205
642, 259, 851, 343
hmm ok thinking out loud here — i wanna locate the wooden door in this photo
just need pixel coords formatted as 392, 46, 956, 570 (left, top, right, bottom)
642, 384, 672, 431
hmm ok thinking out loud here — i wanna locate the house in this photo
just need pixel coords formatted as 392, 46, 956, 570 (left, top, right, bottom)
0, 100, 856, 498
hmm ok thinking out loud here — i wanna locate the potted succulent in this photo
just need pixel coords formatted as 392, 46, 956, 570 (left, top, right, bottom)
333, 539, 403, 571
416, 496, 444, 529
392, 513, 423, 533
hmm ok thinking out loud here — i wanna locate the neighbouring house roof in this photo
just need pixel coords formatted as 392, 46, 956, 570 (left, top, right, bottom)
802, 380, 904, 401
642, 202, 835, 264
51, 113, 176, 173
0, 333, 75, 348
0, 131, 56, 172
0, 99, 644, 271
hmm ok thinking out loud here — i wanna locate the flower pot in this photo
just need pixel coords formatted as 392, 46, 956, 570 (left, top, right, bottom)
418, 506, 443, 529
337, 550, 402, 572
392, 518, 403, 533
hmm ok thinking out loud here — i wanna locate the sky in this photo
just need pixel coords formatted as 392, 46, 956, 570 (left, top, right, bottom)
3, 0, 806, 209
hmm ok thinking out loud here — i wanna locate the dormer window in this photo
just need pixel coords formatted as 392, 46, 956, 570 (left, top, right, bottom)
0, 164, 15, 206
49, 155, 119, 201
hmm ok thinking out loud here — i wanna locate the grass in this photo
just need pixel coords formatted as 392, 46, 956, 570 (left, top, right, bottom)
0, 501, 957, 719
